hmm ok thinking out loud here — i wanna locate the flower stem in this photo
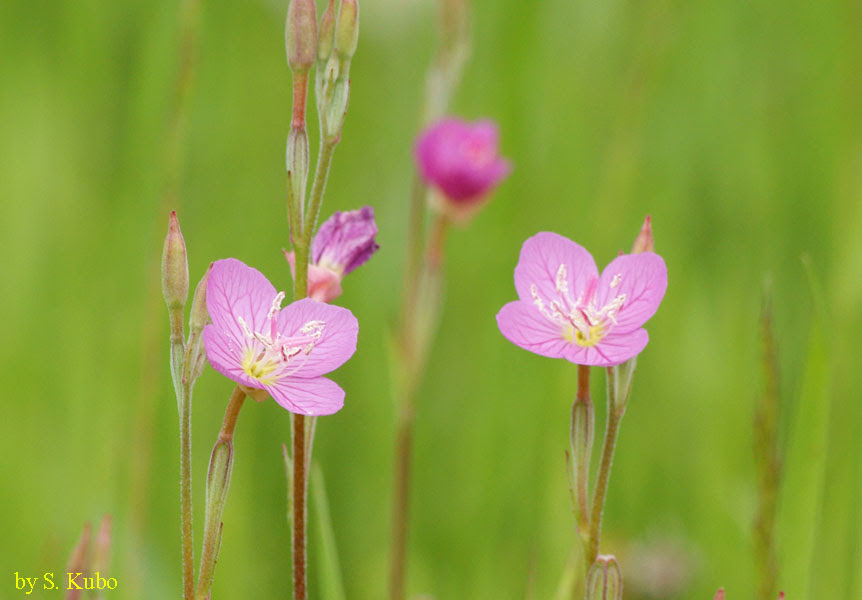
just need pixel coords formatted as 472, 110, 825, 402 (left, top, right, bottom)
572, 364, 592, 537
303, 137, 338, 241
195, 385, 245, 600
179, 377, 194, 600
585, 368, 625, 568
291, 412, 309, 600
167, 308, 196, 600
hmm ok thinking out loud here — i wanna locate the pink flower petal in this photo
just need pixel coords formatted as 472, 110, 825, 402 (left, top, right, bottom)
514, 232, 598, 308
594, 253, 667, 334
202, 323, 262, 389
596, 329, 649, 365
266, 376, 345, 416
496, 301, 570, 359
206, 258, 278, 349
276, 297, 358, 378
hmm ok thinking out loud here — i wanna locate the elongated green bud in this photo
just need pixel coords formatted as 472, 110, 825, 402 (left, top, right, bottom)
161, 211, 189, 311
286, 0, 318, 73
335, 0, 359, 59
570, 392, 594, 531
198, 439, 234, 593
286, 126, 310, 206
585, 555, 623, 600
188, 264, 211, 339
184, 264, 212, 383
318, 0, 336, 62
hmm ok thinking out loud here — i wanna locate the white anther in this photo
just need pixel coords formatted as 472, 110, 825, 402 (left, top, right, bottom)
238, 316, 254, 339
300, 320, 325, 339
268, 291, 286, 320
555, 264, 569, 295
610, 274, 622, 288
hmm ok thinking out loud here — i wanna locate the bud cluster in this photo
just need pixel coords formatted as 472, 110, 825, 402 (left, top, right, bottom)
315, 0, 359, 141
160, 211, 211, 390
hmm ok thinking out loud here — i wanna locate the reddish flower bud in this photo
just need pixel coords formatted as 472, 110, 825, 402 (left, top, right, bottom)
631, 215, 654, 254
161, 211, 189, 311
286, 0, 318, 73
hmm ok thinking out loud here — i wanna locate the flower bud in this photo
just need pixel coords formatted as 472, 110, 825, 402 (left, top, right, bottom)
206, 439, 234, 510
91, 514, 112, 576
285, 206, 379, 302
713, 588, 726, 600
188, 264, 212, 340
183, 264, 212, 383
631, 215, 654, 253
415, 118, 511, 222
286, 126, 310, 203
335, 0, 359, 59
569, 393, 594, 526
605, 215, 656, 411
286, 0, 318, 73
586, 555, 623, 600
322, 75, 350, 141
318, 0, 336, 62
161, 211, 189, 311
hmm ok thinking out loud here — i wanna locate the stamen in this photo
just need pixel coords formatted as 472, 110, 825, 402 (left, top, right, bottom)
300, 320, 325, 339
610, 273, 622, 288
555, 264, 568, 296
268, 291, 286, 320
237, 316, 254, 339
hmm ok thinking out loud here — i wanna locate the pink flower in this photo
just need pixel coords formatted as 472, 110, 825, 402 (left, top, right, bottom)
203, 258, 358, 415
415, 117, 510, 216
285, 207, 379, 303
496, 233, 667, 367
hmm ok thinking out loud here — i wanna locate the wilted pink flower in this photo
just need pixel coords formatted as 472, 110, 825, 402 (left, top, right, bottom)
203, 258, 358, 415
496, 232, 667, 366
415, 117, 510, 216
286, 206, 379, 303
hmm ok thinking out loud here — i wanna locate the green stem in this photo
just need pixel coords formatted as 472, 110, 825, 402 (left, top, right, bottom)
585, 368, 625, 567
179, 377, 194, 600
168, 309, 195, 600
290, 135, 334, 599
195, 386, 245, 600
302, 138, 338, 241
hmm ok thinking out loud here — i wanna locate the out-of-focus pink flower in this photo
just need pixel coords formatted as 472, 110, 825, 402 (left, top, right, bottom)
414, 117, 510, 217
285, 206, 379, 303
203, 258, 358, 415
496, 232, 667, 367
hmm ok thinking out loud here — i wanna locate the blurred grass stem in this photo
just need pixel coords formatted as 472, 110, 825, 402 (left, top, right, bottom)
754, 281, 782, 600
390, 3, 469, 598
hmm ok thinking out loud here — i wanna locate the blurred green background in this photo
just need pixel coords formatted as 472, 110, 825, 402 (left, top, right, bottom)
1, 0, 859, 598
